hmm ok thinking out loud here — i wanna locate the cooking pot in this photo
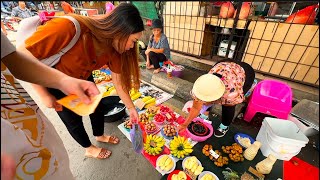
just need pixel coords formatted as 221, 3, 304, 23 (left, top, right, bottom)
101, 96, 126, 123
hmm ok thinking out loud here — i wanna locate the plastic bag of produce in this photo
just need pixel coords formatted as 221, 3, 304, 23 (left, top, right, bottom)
130, 124, 143, 153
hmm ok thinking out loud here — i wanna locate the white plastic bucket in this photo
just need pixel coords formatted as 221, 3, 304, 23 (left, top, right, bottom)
256, 117, 309, 161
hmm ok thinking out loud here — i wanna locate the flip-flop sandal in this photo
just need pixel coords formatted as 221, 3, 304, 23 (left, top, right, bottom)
105, 135, 120, 144
85, 148, 112, 159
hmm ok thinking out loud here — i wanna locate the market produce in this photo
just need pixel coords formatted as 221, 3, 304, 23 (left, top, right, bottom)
184, 156, 203, 176
200, 173, 216, 180
202, 145, 229, 167
142, 96, 157, 109
187, 121, 210, 136
103, 86, 117, 97
144, 134, 165, 156
129, 88, 141, 101
146, 105, 159, 116
219, 1, 235, 18
236, 135, 251, 148
92, 70, 111, 83
142, 96, 153, 103
202, 144, 213, 157
222, 168, 240, 180
144, 121, 157, 132
131, 92, 142, 101
170, 136, 193, 159
222, 143, 244, 162
165, 111, 177, 123
241, 172, 255, 180
285, 4, 319, 24
163, 124, 177, 137
154, 113, 166, 123
171, 171, 187, 180
124, 120, 132, 129
213, 150, 228, 167
139, 113, 149, 124
160, 105, 171, 114
157, 155, 174, 171
243, 141, 261, 161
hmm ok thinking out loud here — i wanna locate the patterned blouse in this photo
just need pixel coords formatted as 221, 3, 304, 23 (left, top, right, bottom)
208, 62, 246, 106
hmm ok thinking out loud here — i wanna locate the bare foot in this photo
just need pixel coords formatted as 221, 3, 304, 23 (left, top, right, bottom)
85, 145, 112, 159
96, 135, 120, 144
153, 68, 161, 74
147, 65, 154, 69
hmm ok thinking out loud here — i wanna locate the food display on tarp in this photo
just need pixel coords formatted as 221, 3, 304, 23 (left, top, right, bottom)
182, 156, 204, 180
92, 66, 112, 84
124, 120, 133, 130
156, 155, 176, 174
161, 124, 178, 139
170, 136, 193, 159
117, 102, 283, 179
144, 134, 165, 156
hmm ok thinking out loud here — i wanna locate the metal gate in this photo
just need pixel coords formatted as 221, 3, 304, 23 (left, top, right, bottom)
160, 1, 319, 87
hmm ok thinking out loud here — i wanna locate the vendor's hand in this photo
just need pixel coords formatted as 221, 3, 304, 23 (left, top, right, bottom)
58, 77, 100, 104
1, 154, 16, 180
178, 123, 188, 132
128, 107, 139, 124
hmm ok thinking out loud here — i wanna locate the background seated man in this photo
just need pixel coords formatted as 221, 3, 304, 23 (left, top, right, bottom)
11, 1, 33, 21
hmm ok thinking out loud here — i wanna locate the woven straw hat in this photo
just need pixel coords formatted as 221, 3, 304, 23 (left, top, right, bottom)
191, 74, 225, 102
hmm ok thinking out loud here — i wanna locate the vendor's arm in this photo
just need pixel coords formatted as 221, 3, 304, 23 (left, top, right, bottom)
111, 72, 139, 123
178, 100, 203, 132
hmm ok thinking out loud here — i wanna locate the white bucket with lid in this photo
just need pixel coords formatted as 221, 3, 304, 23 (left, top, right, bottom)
256, 117, 309, 161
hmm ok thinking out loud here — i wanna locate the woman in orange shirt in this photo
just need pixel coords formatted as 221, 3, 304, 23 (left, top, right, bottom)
18, 3, 144, 159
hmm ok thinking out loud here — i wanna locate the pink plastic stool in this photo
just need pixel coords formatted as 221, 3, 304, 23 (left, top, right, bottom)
243, 79, 292, 122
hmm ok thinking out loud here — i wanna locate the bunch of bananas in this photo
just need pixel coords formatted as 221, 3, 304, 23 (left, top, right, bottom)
170, 136, 193, 159
103, 86, 117, 97
144, 135, 165, 156
142, 96, 156, 109
130, 89, 142, 101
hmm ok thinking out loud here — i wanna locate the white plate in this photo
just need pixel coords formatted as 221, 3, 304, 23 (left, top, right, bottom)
156, 155, 176, 175
198, 171, 219, 180
182, 156, 202, 171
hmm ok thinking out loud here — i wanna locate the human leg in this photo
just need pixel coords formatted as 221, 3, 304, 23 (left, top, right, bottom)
214, 105, 235, 137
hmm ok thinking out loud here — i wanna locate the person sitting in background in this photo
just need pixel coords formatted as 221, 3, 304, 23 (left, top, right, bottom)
11, 1, 33, 21
61, 1, 74, 14
178, 60, 255, 138
141, 19, 171, 74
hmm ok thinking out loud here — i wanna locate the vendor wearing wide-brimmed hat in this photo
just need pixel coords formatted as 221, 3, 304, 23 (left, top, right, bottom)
178, 60, 255, 137
141, 19, 171, 74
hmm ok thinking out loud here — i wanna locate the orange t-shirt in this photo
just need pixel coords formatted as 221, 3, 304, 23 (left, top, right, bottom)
25, 18, 122, 80
61, 2, 74, 14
